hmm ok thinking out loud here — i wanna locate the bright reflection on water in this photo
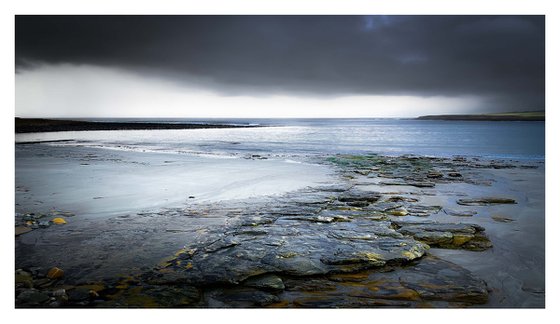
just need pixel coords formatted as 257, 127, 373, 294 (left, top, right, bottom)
15, 119, 545, 160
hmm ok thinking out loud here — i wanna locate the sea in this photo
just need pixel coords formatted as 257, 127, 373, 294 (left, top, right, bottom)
15, 118, 545, 161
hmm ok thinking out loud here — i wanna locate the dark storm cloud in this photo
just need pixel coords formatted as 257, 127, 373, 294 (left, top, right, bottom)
15, 15, 545, 111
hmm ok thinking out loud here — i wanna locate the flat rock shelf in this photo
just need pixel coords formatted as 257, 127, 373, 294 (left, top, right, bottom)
15, 153, 544, 308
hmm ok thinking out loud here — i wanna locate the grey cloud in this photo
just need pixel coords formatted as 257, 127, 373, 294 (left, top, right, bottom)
15, 15, 545, 111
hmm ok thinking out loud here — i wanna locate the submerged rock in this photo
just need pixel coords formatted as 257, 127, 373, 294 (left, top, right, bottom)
272, 255, 488, 307
491, 215, 515, 223
206, 287, 279, 307
141, 286, 200, 306
380, 181, 436, 188
399, 256, 489, 304
444, 209, 477, 217
457, 197, 517, 206
408, 182, 436, 188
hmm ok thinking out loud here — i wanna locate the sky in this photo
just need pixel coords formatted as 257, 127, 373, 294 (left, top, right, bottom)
15, 15, 545, 118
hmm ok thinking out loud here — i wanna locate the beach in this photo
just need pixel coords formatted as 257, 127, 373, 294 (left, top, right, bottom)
13, 14, 548, 314
14, 123, 545, 307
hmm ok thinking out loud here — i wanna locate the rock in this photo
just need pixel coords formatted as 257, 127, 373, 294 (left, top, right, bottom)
444, 209, 477, 217
243, 274, 285, 291
491, 215, 515, 223
426, 171, 444, 179
385, 196, 419, 203
38, 220, 51, 228
274, 256, 488, 307
47, 267, 64, 280
338, 190, 381, 207
67, 287, 92, 301
320, 251, 386, 267
49, 289, 67, 297
51, 217, 67, 225
457, 197, 517, 206
204, 237, 239, 253
452, 234, 475, 246
17, 289, 50, 306
386, 207, 408, 216
393, 221, 492, 251
448, 172, 463, 177
406, 205, 441, 217
15, 226, 32, 236
338, 191, 381, 204
381, 181, 436, 188
27, 266, 44, 277
462, 236, 493, 251
346, 201, 370, 207
413, 231, 454, 245
269, 257, 328, 276
399, 256, 489, 304
286, 215, 351, 223
145, 270, 190, 285
15, 269, 33, 288
408, 181, 436, 188
33, 278, 54, 289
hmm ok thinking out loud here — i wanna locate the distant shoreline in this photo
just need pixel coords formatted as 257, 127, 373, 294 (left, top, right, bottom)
417, 111, 544, 121
15, 118, 260, 133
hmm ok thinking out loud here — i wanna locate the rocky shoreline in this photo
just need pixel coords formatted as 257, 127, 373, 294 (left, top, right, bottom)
416, 112, 545, 121
15, 153, 543, 308
15, 117, 259, 133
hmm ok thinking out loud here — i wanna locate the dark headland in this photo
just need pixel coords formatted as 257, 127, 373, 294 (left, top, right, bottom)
15, 118, 259, 133
417, 111, 545, 121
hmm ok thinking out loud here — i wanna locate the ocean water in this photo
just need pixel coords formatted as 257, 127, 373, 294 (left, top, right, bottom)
16, 119, 545, 160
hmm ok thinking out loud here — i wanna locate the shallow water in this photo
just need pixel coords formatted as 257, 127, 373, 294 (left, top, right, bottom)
16, 119, 545, 160
15, 145, 332, 215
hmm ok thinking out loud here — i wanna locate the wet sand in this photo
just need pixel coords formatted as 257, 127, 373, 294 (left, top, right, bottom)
15, 144, 332, 281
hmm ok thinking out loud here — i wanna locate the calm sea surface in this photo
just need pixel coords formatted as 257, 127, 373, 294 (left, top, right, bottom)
16, 119, 545, 160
